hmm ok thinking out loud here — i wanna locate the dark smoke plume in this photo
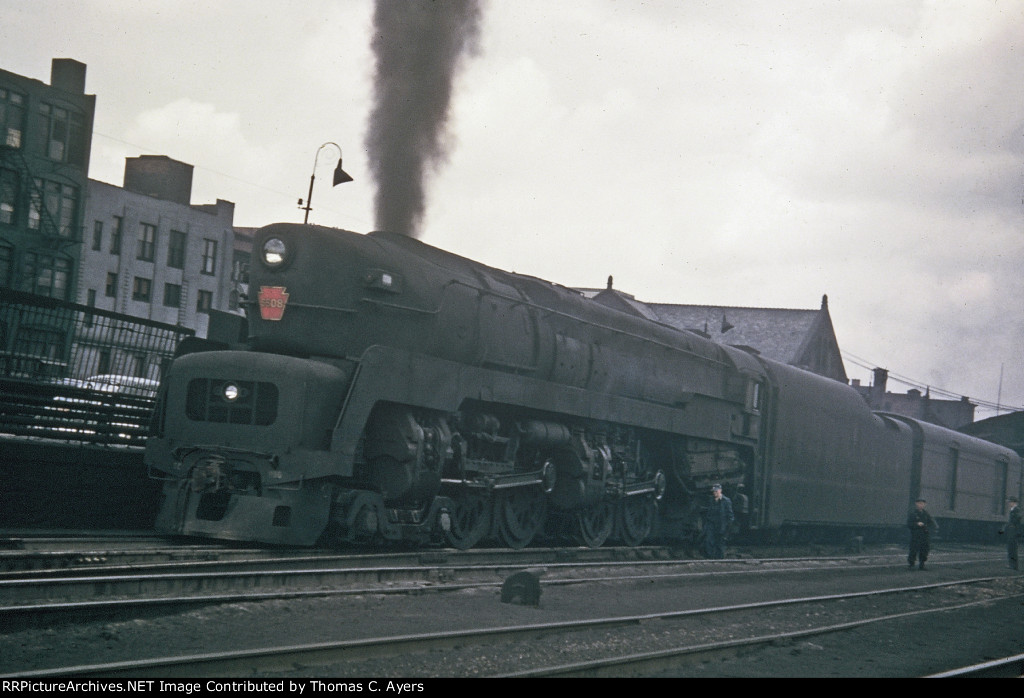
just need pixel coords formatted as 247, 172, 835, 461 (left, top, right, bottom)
366, 0, 482, 237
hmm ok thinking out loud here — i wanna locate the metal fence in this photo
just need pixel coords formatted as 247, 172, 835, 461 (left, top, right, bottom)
0, 287, 194, 446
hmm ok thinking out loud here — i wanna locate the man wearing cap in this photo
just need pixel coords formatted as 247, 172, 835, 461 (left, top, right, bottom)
703, 484, 734, 559
999, 496, 1021, 571
907, 498, 937, 570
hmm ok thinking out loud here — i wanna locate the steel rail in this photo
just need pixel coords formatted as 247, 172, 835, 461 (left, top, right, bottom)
0, 547, 278, 575
1, 576, 1015, 678
0, 542, 676, 576
496, 592, 1024, 678
0, 549, 1003, 607
0, 543, 1002, 581
0, 551, 871, 580
925, 652, 1024, 678
0, 553, 1007, 617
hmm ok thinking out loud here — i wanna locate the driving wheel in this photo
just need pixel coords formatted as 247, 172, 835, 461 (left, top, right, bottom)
576, 501, 615, 548
615, 496, 656, 547
495, 488, 547, 549
444, 490, 492, 550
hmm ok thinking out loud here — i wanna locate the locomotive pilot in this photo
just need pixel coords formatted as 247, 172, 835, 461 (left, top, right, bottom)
906, 498, 937, 570
703, 484, 734, 559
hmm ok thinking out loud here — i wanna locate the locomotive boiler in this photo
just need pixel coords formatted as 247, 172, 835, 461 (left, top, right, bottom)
145, 224, 1022, 549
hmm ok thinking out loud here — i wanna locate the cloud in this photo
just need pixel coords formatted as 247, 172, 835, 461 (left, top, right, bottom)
7, 1, 1023, 414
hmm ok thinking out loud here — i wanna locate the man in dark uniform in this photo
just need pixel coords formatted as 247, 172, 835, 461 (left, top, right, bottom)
907, 498, 937, 570
999, 496, 1021, 571
703, 484, 734, 559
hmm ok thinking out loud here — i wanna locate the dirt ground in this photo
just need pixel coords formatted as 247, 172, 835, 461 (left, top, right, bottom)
1, 548, 1021, 679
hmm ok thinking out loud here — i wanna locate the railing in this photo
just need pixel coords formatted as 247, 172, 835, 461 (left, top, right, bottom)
0, 377, 155, 447
0, 288, 193, 446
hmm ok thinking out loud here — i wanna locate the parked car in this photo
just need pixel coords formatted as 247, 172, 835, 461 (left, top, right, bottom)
83, 374, 160, 397
41, 374, 159, 443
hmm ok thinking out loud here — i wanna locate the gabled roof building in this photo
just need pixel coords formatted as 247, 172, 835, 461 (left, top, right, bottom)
585, 279, 847, 384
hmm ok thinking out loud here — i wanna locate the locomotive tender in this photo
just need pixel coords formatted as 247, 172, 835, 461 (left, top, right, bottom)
145, 224, 1022, 549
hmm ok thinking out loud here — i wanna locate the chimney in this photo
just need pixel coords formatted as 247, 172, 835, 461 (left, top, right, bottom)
123, 155, 194, 206
871, 367, 889, 404
50, 59, 87, 94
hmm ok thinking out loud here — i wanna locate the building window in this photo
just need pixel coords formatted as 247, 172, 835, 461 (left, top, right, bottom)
0, 243, 12, 287
97, 349, 111, 375
168, 230, 186, 269
53, 182, 76, 238
0, 168, 18, 225
197, 290, 213, 313
163, 282, 182, 308
0, 88, 25, 148
201, 239, 217, 275
132, 276, 152, 302
110, 216, 123, 254
67, 112, 87, 167
137, 223, 157, 262
232, 258, 249, 284
37, 103, 87, 166
105, 272, 117, 298
92, 221, 103, 251
85, 289, 96, 327
27, 178, 78, 238
134, 353, 150, 379
27, 195, 38, 230
12, 326, 64, 370
22, 253, 71, 299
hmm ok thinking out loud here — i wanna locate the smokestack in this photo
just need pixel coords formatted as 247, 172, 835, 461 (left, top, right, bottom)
872, 367, 889, 402
365, 0, 482, 238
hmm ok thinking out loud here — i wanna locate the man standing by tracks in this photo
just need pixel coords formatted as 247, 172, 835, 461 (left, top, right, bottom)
703, 484, 734, 559
907, 498, 937, 570
999, 496, 1021, 571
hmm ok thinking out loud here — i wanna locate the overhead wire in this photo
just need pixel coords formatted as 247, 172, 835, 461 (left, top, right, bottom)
842, 351, 1023, 414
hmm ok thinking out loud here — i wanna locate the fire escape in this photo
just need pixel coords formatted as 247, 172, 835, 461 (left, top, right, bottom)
0, 144, 82, 250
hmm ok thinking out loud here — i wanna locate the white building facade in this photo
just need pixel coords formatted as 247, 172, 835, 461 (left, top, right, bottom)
79, 155, 237, 338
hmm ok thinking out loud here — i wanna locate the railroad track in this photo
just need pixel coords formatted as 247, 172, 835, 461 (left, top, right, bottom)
2, 538, 1017, 677
926, 653, 1024, 678
3, 576, 1020, 678
0, 548, 1004, 617
0, 542, 672, 576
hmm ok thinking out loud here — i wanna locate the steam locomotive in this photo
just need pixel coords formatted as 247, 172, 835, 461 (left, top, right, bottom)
145, 224, 1022, 549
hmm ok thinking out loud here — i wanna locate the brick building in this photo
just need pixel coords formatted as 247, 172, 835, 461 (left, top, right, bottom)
0, 58, 95, 299
852, 367, 976, 430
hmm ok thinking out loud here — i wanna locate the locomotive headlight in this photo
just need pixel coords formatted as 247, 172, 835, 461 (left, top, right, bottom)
223, 383, 240, 402
262, 238, 287, 267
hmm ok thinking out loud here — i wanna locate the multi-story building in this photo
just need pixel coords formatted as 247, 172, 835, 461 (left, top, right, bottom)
0, 58, 95, 299
231, 226, 255, 313
80, 155, 236, 338
851, 367, 976, 430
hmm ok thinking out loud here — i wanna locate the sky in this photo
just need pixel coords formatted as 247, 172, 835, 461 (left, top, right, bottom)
3, 0, 1022, 417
